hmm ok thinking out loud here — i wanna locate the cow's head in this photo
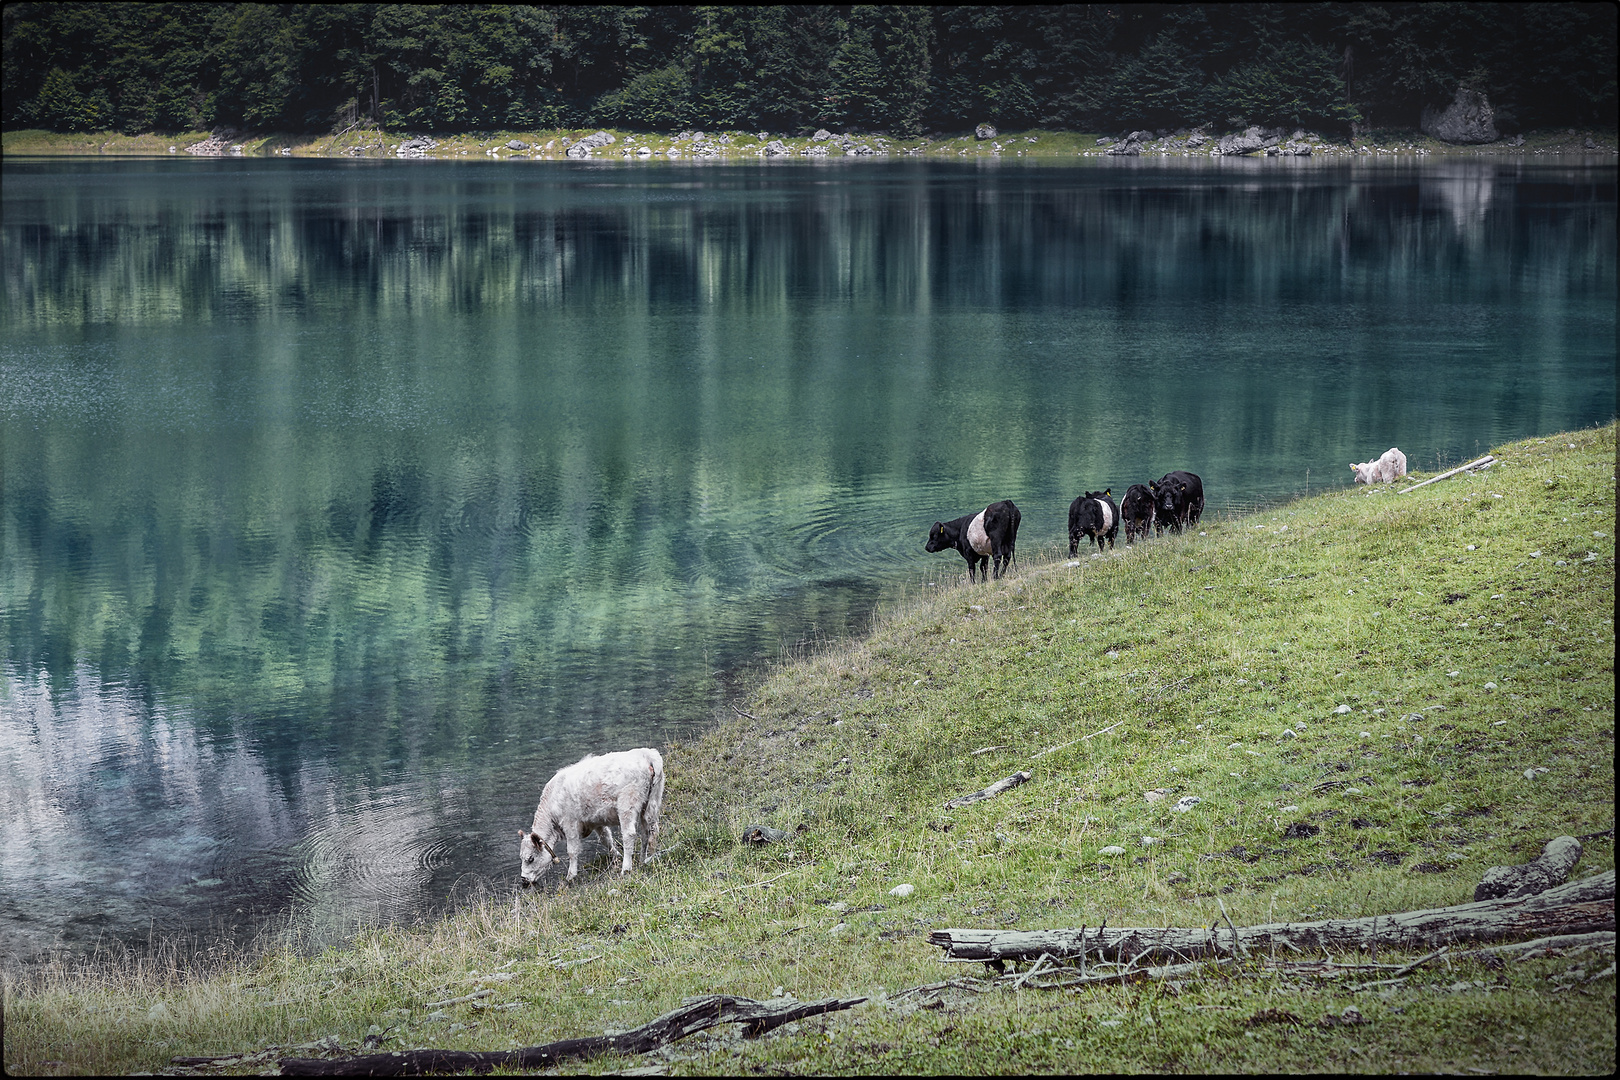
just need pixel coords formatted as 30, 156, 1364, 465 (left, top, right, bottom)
924, 522, 950, 552
1350, 462, 1371, 484
1154, 481, 1183, 515
518, 826, 560, 886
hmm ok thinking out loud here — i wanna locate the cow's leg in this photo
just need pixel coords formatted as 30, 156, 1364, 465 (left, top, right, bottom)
615, 795, 641, 873
563, 825, 584, 880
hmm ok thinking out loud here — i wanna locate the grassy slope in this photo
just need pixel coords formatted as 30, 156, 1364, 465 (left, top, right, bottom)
2, 423, 1614, 1075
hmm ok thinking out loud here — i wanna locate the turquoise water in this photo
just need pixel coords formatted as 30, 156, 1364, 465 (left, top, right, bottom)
2, 156, 1613, 964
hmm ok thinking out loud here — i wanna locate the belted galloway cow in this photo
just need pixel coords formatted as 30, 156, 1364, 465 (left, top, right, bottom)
925, 500, 1020, 582
1068, 489, 1119, 553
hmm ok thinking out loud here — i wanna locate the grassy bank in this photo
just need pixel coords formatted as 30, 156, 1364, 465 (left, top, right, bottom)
4, 423, 1614, 1075
4, 124, 1616, 161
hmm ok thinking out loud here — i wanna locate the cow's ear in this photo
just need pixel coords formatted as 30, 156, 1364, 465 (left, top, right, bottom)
1104, 488, 1111, 496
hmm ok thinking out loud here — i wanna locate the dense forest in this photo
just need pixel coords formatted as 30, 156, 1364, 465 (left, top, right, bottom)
2, 3, 1616, 139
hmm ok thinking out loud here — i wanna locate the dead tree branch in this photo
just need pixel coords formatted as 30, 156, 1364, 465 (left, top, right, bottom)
277, 994, 866, 1076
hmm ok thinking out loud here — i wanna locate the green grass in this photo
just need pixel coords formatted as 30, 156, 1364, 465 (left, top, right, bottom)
3, 423, 1614, 1075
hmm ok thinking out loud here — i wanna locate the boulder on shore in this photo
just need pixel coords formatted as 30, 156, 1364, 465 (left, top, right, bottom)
1217, 126, 1283, 156
975, 122, 997, 140
1421, 87, 1499, 144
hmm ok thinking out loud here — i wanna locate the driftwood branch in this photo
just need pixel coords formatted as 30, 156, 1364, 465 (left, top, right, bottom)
277, 994, 866, 1076
1398, 454, 1496, 494
944, 771, 1031, 809
931, 870, 1615, 966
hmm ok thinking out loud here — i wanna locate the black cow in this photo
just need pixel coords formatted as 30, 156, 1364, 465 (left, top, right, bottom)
1149, 471, 1205, 535
926, 500, 1020, 582
1068, 489, 1119, 553
1119, 483, 1156, 543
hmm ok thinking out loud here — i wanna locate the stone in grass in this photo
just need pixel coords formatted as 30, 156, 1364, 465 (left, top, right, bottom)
1171, 795, 1202, 813
1099, 845, 1127, 857
889, 883, 915, 898
1282, 821, 1320, 839
1334, 704, 1352, 714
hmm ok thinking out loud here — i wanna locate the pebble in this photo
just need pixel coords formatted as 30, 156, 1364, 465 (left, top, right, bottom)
1281, 729, 1298, 738
1484, 681, 1497, 690
1171, 796, 1202, 813
1280, 805, 1300, 813
1334, 704, 1352, 714
1099, 845, 1126, 857
889, 883, 914, 898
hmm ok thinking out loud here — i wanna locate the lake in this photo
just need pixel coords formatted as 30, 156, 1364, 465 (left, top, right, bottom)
1, 155, 1613, 967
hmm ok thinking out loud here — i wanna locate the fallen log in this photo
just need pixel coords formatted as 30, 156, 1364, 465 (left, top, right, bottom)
1475, 835, 1584, 901
277, 993, 866, 1076
945, 771, 1031, 809
931, 870, 1614, 966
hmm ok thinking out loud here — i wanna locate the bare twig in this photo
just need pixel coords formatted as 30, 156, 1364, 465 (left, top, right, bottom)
1217, 897, 1249, 959
1010, 953, 1053, 991
731, 704, 759, 721
715, 869, 794, 895
970, 745, 1007, 756
1083, 720, 1126, 741
1391, 945, 1450, 978
423, 989, 493, 1009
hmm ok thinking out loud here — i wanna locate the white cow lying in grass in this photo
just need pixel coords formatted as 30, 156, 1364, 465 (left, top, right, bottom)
1351, 447, 1408, 484
519, 748, 665, 884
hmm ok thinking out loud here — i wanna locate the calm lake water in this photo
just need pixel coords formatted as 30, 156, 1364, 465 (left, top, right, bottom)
1, 155, 1614, 966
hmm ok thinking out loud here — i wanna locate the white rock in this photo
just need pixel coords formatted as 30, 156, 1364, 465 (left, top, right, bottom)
1141, 836, 1160, 846
1466, 544, 1476, 551
889, 883, 914, 898
1227, 741, 1243, 749
829, 922, 847, 935
1171, 796, 1202, 813
1281, 729, 1298, 739
1361, 732, 1372, 738
1448, 671, 1460, 677
1334, 704, 1352, 714
1099, 845, 1126, 857
1281, 805, 1300, 813
1145, 789, 1169, 802
1344, 787, 1364, 795
1484, 682, 1497, 690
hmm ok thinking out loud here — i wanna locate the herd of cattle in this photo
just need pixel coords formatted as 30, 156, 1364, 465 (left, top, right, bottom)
518, 449, 1409, 884
924, 469, 1206, 583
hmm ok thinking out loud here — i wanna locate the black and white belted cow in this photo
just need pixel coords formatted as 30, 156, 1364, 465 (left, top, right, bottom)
1068, 489, 1119, 553
925, 500, 1020, 582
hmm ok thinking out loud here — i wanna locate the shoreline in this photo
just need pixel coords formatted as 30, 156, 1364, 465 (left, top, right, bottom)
4, 124, 1617, 162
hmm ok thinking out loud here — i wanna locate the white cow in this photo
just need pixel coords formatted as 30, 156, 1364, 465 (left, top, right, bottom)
1351, 447, 1408, 485
519, 748, 665, 883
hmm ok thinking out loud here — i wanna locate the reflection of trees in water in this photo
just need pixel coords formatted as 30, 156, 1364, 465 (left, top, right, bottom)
5, 163, 1612, 326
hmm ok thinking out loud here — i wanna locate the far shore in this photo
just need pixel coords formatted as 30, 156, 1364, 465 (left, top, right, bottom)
4, 124, 1617, 163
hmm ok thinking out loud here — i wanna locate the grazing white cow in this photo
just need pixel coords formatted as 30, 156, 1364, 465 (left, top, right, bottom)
1351, 447, 1408, 485
519, 748, 664, 884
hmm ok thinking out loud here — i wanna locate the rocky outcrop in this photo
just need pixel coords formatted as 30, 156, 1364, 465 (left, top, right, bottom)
1216, 126, 1284, 155
395, 136, 436, 158
187, 130, 245, 156
761, 139, 793, 157
1106, 130, 1152, 156
1421, 87, 1499, 144
975, 122, 997, 140
811, 129, 833, 142
563, 130, 616, 158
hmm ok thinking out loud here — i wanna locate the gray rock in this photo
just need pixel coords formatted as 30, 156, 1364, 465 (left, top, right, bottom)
1106, 130, 1151, 156
1585, 137, 1597, 150
1510, 134, 1525, 146
975, 122, 997, 140
1185, 132, 1206, 148
506, 140, 527, 151
811, 129, 833, 142
762, 139, 793, 157
1096, 136, 1113, 146
564, 142, 591, 159
1420, 87, 1499, 144
1216, 126, 1283, 156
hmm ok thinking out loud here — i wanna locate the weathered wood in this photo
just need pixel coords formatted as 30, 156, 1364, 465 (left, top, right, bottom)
1475, 835, 1583, 901
277, 994, 866, 1076
944, 771, 1031, 809
1398, 454, 1495, 494
930, 870, 1615, 965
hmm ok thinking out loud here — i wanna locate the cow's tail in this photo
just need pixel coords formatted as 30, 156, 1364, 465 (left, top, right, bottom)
641, 751, 666, 862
